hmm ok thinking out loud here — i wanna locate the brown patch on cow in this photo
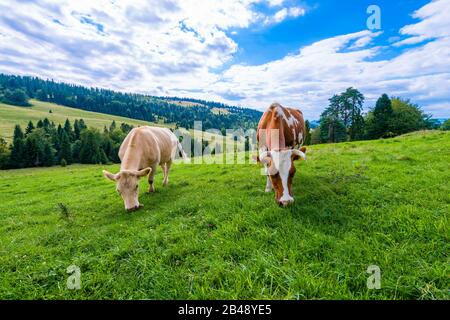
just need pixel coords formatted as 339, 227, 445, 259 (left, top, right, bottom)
287, 161, 296, 197
269, 172, 283, 202
257, 103, 305, 150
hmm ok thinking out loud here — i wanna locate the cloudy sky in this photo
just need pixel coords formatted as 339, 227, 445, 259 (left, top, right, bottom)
0, 0, 449, 119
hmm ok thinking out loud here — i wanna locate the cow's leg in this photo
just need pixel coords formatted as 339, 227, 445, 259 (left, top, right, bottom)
147, 165, 157, 193
162, 160, 172, 186
265, 176, 273, 192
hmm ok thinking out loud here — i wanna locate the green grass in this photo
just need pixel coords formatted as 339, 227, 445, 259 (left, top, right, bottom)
0, 130, 448, 299
0, 99, 168, 141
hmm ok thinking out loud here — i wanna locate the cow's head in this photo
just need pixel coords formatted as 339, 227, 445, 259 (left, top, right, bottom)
259, 147, 306, 207
102, 168, 152, 211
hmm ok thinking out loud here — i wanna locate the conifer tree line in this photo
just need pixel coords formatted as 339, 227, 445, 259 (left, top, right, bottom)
0, 118, 230, 170
0, 74, 261, 131
0, 118, 135, 169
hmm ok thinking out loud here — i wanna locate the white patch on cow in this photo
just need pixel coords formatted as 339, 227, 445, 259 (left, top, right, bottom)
276, 106, 298, 128
298, 132, 303, 145
265, 176, 273, 192
270, 150, 294, 203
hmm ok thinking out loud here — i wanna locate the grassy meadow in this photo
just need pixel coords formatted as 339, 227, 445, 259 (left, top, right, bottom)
0, 99, 233, 146
0, 99, 167, 142
0, 130, 448, 299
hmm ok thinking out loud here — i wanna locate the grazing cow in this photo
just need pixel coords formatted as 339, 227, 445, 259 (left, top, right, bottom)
256, 103, 307, 207
103, 126, 187, 211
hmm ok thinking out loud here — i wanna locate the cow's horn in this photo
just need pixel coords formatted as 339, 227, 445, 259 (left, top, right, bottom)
292, 149, 306, 160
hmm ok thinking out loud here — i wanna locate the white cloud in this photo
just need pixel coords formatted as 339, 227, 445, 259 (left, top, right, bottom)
266, 0, 285, 7
395, 0, 450, 46
0, 0, 252, 81
348, 31, 383, 49
264, 6, 306, 25
0, 0, 307, 93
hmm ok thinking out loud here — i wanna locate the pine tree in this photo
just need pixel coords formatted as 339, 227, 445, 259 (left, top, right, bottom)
57, 124, 63, 137
71, 140, 82, 163
59, 131, 72, 164
73, 119, 81, 140
43, 118, 50, 128
24, 137, 36, 167
41, 142, 55, 167
25, 120, 35, 135
109, 120, 116, 132
36, 119, 44, 128
102, 135, 114, 161
0, 137, 9, 169
63, 118, 73, 141
78, 119, 87, 130
79, 129, 108, 164
9, 125, 25, 168
120, 123, 133, 133
366, 94, 393, 139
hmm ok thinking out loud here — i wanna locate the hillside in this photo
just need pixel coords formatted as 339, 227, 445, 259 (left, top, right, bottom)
0, 99, 167, 142
0, 130, 448, 299
0, 74, 262, 131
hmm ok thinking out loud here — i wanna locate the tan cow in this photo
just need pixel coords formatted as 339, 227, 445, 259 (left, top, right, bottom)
256, 103, 307, 207
103, 126, 187, 211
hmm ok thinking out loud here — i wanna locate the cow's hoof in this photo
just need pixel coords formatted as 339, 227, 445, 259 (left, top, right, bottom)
147, 188, 155, 193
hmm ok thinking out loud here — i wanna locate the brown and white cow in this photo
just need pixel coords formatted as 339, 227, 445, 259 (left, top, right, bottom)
256, 103, 307, 207
103, 126, 187, 211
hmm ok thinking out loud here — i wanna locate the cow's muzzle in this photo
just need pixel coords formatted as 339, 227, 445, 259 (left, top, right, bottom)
126, 204, 143, 212
278, 199, 294, 207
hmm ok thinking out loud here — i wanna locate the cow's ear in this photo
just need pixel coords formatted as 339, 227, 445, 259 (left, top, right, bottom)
103, 170, 119, 182
300, 146, 307, 153
260, 155, 272, 166
252, 154, 260, 163
136, 167, 152, 177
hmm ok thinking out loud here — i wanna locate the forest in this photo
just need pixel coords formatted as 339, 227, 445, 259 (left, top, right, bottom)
0, 118, 218, 170
0, 74, 262, 131
309, 87, 448, 144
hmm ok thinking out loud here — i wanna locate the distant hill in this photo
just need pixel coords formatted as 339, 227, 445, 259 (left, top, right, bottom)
0, 74, 262, 131
0, 99, 164, 142
432, 118, 448, 125
308, 120, 320, 129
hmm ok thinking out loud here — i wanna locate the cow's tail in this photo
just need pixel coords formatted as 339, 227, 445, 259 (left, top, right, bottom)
177, 141, 190, 163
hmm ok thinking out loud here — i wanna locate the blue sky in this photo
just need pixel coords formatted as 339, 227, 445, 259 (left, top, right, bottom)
231, 0, 431, 65
0, 0, 448, 119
